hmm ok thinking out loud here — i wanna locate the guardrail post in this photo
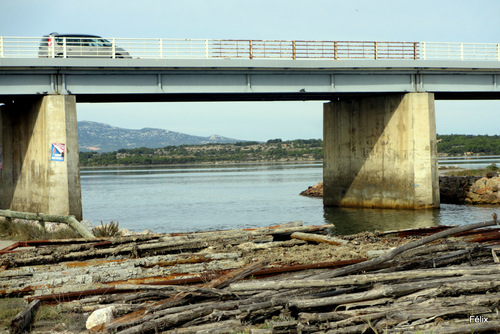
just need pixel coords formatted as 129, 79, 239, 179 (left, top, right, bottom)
413, 42, 418, 60
249, 40, 253, 60
62, 38, 67, 58
374, 42, 378, 60
112, 38, 116, 59
159, 39, 163, 59
50, 37, 55, 58
292, 40, 296, 60
334, 41, 338, 60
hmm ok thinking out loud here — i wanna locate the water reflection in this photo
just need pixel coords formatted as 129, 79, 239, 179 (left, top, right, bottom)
324, 206, 440, 235
324, 203, 498, 235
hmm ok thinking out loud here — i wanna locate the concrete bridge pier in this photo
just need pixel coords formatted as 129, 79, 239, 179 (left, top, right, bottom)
0, 95, 82, 220
323, 92, 440, 209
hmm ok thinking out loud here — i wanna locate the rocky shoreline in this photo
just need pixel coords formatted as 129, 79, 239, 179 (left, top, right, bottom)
301, 175, 500, 205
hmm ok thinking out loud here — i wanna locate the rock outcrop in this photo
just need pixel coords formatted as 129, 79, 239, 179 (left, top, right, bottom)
465, 175, 500, 204
439, 176, 481, 204
299, 182, 323, 197
302, 175, 500, 205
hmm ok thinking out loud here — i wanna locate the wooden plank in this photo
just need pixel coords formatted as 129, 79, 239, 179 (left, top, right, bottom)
10, 300, 40, 334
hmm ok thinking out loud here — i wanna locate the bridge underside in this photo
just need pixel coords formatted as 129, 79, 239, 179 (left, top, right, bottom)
3, 91, 500, 105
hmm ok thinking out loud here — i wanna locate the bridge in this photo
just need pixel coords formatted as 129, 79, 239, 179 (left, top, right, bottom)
1, 37, 500, 220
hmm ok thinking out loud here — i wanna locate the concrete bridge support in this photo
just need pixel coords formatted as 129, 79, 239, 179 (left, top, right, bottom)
0, 95, 82, 219
323, 92, 440, 209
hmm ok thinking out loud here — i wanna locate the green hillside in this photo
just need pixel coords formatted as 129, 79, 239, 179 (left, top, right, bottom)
79, 139, 323, 166
79, 135, 500, 167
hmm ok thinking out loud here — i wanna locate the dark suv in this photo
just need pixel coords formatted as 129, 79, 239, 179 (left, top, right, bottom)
38, 33, 130, 58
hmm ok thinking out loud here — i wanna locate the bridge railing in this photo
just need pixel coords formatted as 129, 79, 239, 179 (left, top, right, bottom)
422, 42, 500, 61
0, 36, 499, 61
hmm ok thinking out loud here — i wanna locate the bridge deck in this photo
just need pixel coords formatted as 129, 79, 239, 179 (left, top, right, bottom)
1, 58, 500, 102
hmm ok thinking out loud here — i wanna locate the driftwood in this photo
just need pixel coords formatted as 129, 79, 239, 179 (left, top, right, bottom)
9, 300, 40, 334
0, 209, 94, 238
230, 264, 500, 291
3, 219, 500, 333
312, 219, 498, 280
290, 231, 347, 245
162, 319, 242, 333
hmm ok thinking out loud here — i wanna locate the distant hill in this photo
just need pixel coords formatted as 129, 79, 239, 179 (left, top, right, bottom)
78, 121, 244, 152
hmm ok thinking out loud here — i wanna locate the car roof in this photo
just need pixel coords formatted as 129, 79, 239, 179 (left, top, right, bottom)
46, 33, 103, 38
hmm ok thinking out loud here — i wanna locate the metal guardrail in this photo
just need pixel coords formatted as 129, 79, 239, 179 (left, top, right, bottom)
0, 36, 499, 61
421, 42, 500, 61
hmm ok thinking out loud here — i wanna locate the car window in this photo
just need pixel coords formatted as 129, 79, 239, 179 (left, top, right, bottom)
55, 37, 83, 46
85, 39, 97, 47
67, 38, 83, 46
97, 39, 112, 47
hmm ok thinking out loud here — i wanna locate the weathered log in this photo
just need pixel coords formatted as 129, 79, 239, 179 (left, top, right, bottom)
388, 320, 500, 334
161, 319, 242, 333
114, 284, 234, 299
230, 264, 500, 291
236, 239, 305, 251
288, 274, 500, 309
311, 219, 498, 280
104, 262, 267, 332
9, 300, 40, 334
0, 209, 94, 238
299, 293, 500, 326
393, 246, 493, 272
114, 303, 234, 334
202, 259, 268, 289
290, 232, 347, 245
326, 305, 492, 331
159, 224, 332, 243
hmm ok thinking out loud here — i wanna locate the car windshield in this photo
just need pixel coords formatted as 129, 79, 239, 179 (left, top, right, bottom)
53, 36, 112, 47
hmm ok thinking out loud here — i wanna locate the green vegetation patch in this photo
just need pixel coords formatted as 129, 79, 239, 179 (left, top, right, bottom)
80, 139, 324, 167
79, 135, 500, 167
437, 134, 500, 155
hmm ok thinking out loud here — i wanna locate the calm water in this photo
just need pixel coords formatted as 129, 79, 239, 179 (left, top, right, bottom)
81, 157, 500, 235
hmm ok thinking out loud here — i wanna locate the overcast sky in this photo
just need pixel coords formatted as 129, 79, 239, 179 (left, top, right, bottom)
2, 0, 500, 141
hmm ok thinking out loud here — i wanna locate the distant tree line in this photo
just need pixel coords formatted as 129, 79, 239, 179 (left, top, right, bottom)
437, 134, 500, 155
79, 135, 500, 167
79, 139, 324, 167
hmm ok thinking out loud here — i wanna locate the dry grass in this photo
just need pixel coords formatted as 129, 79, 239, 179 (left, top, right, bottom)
0, 299, 86, 333
0, 218, 80, 241
0, 298, 24, 329
92, 221, 121, 237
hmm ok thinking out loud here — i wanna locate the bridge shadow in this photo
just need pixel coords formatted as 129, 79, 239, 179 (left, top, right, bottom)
0, 97, 42, 212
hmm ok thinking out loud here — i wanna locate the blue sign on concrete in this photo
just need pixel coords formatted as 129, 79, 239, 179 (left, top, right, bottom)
51, 143, 65, 161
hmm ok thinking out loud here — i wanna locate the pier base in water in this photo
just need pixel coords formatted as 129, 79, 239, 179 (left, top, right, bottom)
323, 93, 440, 209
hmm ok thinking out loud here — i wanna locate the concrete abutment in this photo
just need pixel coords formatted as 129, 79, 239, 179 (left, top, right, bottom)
0, 95, 82, 219
323, 93, 440, 209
